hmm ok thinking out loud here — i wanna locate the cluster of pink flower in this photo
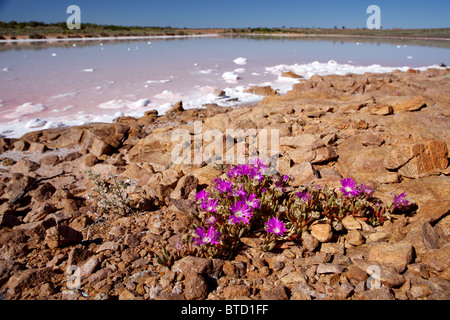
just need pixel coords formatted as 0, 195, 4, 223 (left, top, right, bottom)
191, 161, 410, 251
192, 159, 290, 247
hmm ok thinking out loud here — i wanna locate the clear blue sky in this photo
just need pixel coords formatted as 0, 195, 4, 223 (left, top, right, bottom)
0, 0, 449, 29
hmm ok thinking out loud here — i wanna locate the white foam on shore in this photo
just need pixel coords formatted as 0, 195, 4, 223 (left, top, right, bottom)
1, 60, 444, 139
4, 102, 46, 119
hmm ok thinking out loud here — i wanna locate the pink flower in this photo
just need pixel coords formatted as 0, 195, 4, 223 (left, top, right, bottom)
242, 193, 261, 210
196, 189, 209, 202
392, 191, 409, 208
200, 198, 219, 212
193, 226, 221, 246
358, 184, 374, 195
215, 179, 233, 194
205, 215, 217, 225
339, 178, 360, 198
265, 217, 287, 236
229, 201, 253, 225
296, 191, 311, 202
228, 184, 247, 198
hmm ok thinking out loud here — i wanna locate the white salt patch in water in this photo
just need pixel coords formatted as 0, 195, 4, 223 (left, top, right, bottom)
5, 102, 46, 119
2, 67, 9, 72
146, 79, 171, 84
83, 69, 94, 72
407, 56, 413, 59
222, 71, 240, 83
128, 98, 151, 109
25, 118, 47, 128
153, 90, 180, 100
200, 69, 212, 74
234, 68, 246, 73
51, 53, 57, 57
98, 99, 128, 109
50, 91, 78, 100
234, 57, 247, 65
63, 105, 75, 111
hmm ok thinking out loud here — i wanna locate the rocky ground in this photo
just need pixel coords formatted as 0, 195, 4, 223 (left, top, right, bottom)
0, 68, 449, 300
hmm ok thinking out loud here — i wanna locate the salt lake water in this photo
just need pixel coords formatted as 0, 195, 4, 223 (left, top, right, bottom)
0, 35, 449, 138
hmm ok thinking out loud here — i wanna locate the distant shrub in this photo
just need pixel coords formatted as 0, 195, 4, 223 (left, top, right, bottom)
29, 33, 45, 39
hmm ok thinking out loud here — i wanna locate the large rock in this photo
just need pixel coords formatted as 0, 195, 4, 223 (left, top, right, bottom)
80, 123, 129, 156
5, 267, 54, 299
336, 135, 398, 184
393, 95, 426, 112
368, 243, 414, 272
287, 162, 319, 187
170, 175, 198, 199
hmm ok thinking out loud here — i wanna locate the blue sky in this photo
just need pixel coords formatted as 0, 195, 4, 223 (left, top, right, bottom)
0, 0, 449, 29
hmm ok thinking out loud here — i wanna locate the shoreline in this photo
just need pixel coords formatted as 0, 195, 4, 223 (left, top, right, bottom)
1, 32, 450, 44
0, 33, 220, 43
0, 63, 446, 140
230, 32, 450, 41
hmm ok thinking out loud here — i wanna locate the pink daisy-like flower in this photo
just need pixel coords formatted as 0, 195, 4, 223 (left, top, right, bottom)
200, 198, 219, 212
265, 217, 288, 236
296, 191, 311, 202
242, 193, 261, 210
227, 166, 238, 179
392, 191, 409, 208
228, 184, 247, 198
215, 179, 233, 194
205, 215, 217, 225
193, 226, 221, 246
236, 164, 252, 176
196, 189, 209, 202
339, 178, 360, 198
249, 158, 267, 170
229, 201, 253, 225
358, 184, 374, 195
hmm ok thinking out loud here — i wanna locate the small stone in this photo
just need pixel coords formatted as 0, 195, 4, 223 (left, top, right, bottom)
222, 285, 251, 299
316, 263, 345, 274
119, 289, 137, 300
45, 225, 83, 249
342, 215, 362, 230
410, 284, 432, 299
346, 230, 365, 246
273, 260, 285, 272
184, 273, 208, 300
83, 154, 98, 167
355, 288, 395, 300
260, 286, 288, 300
301, 231, 319, 252
310, 222, 333, 243
172, 256, 212, 276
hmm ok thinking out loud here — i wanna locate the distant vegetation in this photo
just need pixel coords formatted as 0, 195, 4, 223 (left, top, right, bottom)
0, 21, 449, 40
230, 27, 450, 39
0, 20, 207, 40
